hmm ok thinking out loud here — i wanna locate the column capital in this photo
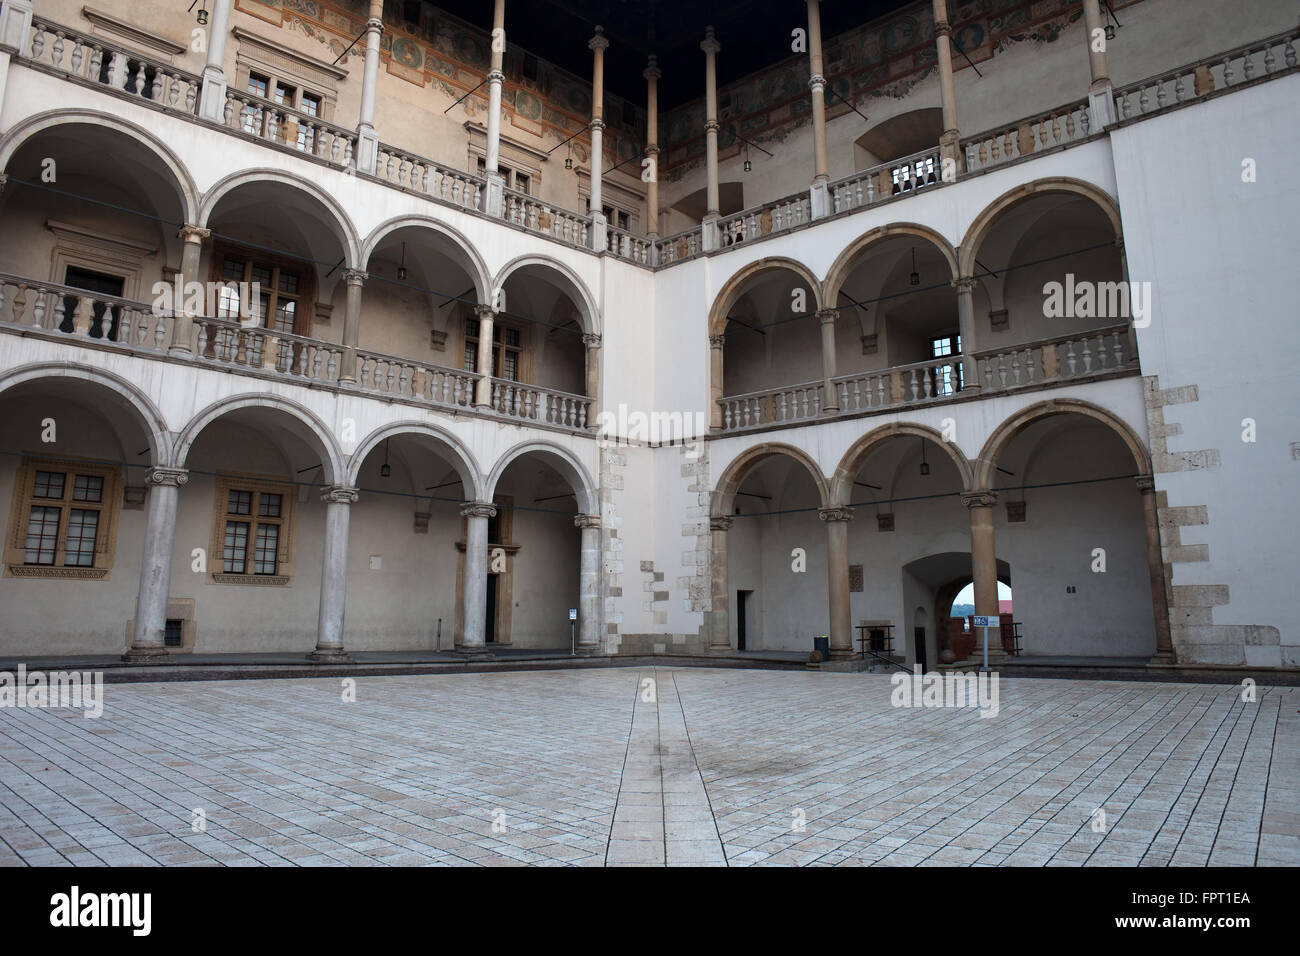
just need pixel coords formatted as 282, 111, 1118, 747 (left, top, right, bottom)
816, 308, 838, 325
645, 143, 660, 157
590, 118, 606, 132
704, 119, 720, 133
809, 73, 826, 91
582, 332, 602, 348
145, 466, 189, 488
589, 26, 610, 51
1135, 475, 1156, 493
321, 485, 359, 504
487, 69, 505, 84
700, 26, 721, 55
178, 225, 210, 244
461, 501, 498, 519
709, 333, 726, 349
953, 276, 976, 294
366, 16, 384, 34
475, 303, 496, 320
818, 506, 855, 522
961, 491, 997, 509
343, 269, 367, 286
643, 55, 662, 81
574, 513, 602, 530
709, 515, 734, 531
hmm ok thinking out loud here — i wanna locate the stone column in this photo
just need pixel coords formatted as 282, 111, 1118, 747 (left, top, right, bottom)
459, 501, 497, 654
817, 308, 839, 413
820, 507, 854, 658
962, 491, 1003, 663
483, 0, 507, 216
575, 514, 602, 654
954, 277, 982, 393
588, 26, 611, 252
700, 26, 722, 252
932, 0, 962, 177
1137, 476, 1175, 663
310, 485, 357, 662
1082, 0, 1117, 128
354, 0, 384, 174
708, 333, 725, 429
583, 332, 601, 412
198, 0, 234, 123
806, 1, 831, 217
338, 269, 366, 383
123, 467, 189, 662
474, 304, 495, 407
644, 55, 662, 247
168, 225, 210, 356
709, 515, 733, 652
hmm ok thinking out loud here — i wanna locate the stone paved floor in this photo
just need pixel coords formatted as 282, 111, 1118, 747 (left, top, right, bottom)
0, 668, 1295, 866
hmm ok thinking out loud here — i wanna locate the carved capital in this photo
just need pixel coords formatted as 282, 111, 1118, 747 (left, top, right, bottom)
589, 27, 610, 51
487, 69, 505, 84
709, 515, 734, 531
645, 144, 660, 157
961, 491, 997, 509
1135, 475, 1156, 494
954, 277, 976, 295
818, 507, 855, 522
704, 120, 720, 133
461, 501, 497, 519
582, 332, 602, 348
643, 55, 662, 81
178, 225, 210, 244
322, 485, 359, 505
809, 73, 826, 92
145, 467, 189, 488
475, 303, 496, 320
574, 513, 602, 530
709, 334, 726, 349
700, 27, 721, 55
590, 118, 606, 132
343, 269, 367, 287
815, 308, 838, 326
366, 16, 384, 34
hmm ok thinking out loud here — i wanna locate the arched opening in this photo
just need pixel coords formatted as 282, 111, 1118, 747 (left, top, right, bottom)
854, 108, 943, 168
665, 181, 746, 233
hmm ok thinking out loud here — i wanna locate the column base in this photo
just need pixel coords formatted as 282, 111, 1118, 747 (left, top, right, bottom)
574, 644, 602, 657
1148, 650, 1177, 666
809, 179, 830, 219
707, 644, 734, 656
1088, 85, 1117, 130
121, 646, 173, 664
198, 69, 228, 124
307, 647, 353, 664
701, 215, 720, 252
484, 172, 505, 218
828, 648, 856, 661
455, 643, 493, 658
355, 126, 378, 174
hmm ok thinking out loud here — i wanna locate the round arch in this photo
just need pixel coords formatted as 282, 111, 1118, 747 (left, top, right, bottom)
0, 109, 200, 223
0, 362, 174, 465
708, 256, 824, 336
348, 421, 484, 499
711, 441, 831, 516
823, 222, 960, 306
830, 422, 975, 506
493, 255, 601, 335
958, 177, 1123, 278
360, 216, 491, 303
485, 440, 598, 514
199, 168, 362, 269
174, 394, 346, 484
973, 398, 1151, 490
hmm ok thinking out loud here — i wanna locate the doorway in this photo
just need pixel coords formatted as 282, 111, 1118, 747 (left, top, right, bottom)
63, 266, 125, 340
736, 589, 752, 651
485, 573, 498, 643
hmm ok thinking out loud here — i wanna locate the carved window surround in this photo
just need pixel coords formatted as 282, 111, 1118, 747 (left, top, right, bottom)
80, 7, 187, 64
207, 474, 298, 586
46, 220, 156, 300
232, 26, 348, 122
5, 455, 122, 580
464, 122, 546, 191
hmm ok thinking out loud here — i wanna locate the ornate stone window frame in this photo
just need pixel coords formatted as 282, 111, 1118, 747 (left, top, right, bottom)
47, 220, 156, 301
208, 474, 297, 586
232, 26, 346, 123
4, 455, 122, 580
464, 122, 545, 193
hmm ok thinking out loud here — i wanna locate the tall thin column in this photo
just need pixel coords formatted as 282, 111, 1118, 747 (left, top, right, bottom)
311, 486, 358, 662
123, 467, 188, 662
483, 0, 507, 216
955, 278, 981, 393
474, 304, 495, 407
198, 0, 234, 122
963, 491, 1003, 663
168, 225, 209, 356
708, 333, 725, 429
806, 1, 831, 217
709, 515, 733, 651
644, 55, 662, 245
575, 514, 602, 654
583, 333, 601, 411
817, 308, 839, 413
459, 501, 496, 654
354, 0, 384, 174
932, 0, 962, 177
820, 507, 854, 658
1082, 0, 1117, 128
700, 26, 722, 251
1137, 476, 1175, 663
338, 269, 365, 383
588, 26, 610, 252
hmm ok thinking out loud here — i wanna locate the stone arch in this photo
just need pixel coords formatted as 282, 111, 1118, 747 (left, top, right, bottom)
174, 394, 346, 484
199, 168, 362, 269
493, 255, 600, 335
823, 222, 960, 306
708, 256, 824, 336
0, 109, 200, 224
0, 362, 174, 465
974, 398, 1151, 490
348, 421, 484, 500
360, 216, 491, 303
711, 441, 831, 517
831, 422, 975, 506
959, 177, 1123, 279
485, 440, 598, 514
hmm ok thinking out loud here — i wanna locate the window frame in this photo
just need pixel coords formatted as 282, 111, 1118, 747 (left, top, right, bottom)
208, 475, 298, 586
463, 315, 528, 383
4, 456, 122, 580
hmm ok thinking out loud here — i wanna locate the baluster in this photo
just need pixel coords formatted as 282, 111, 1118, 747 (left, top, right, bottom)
1081, 336, 1093, 372
1064, 340, 1078, 375
1222, 56, 1234, 87
1138, 87, 1150, 113
1156, 79, 1167, 108
1024, 348, 1037, 382
908, 368, 920, 400
71, 38, 85, 74
1243, 49, 1256, 81
1175, 74, 1186, 102
1009, 351, 1022, 386
150, 68, 163, 101
132, 61, 147, 96
28, 286, 45, 329
1286, 39, 1297, 69
1264, 46, 1276, 74
186, 79, 198, 112
1112, 332, 1124, 366
31, 26, 46, 61
52, 32, 66, 69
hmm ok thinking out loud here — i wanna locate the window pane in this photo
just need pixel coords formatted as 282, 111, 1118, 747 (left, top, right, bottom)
247, 74, 268, 98
500, 349, 518, 382
258, 493, 282, 518
502, 327, 520, 347
223, 521, 249, 573
463, 344, 477, 373
72, 474, 104, 503
217, 284, 241, 319
222, 258, 245, 280
278, 272, 299, 295
34, 471, 66, 499
301, 94, 321, 117
273, 298, 295, 334
254, 523, 279, 574
228, 490, 252, 515
64, 509, 99, 566
24, 506, 60, 565
464, 317, 479, 340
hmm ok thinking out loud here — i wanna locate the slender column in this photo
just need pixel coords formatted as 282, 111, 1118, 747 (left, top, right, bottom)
483, 0, 507, 216
1082, 0, 1117, 128
708, 333, 725, 429
588, 26, 611, 252
709, 515, 733, 651
583, 332, 601, 411
168, 225, 210, 356
1137, 476, 1175, 662
310, 486, 358, 662
820, 507, 854, 658
123, 467, 189, 662
459, 501, 496, 654
354, 1, 384, 174
700, 26, 722, 251
575, 514, 602, 654
954, 277, 981, 394
197, 0, 234, 122
644, 55, 662, 247
817, 308, 839, 413
932, 0, 962, 177
806, 1, 831, 217
962, 491, 1003, 663
474, 304, 495, 407
338, 269, 366, 383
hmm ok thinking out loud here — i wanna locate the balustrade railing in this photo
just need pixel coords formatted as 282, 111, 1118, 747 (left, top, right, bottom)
0, 274, 172, 350
653, 228, 703, 266
195, 318, 344, 382
605, 226, 652, 264
830, 147, 943, 214
374, 145, 484, 211
962, 100, 1093, 175
504, 190, 590, 247
717, 194, 812, 248
490, 379, 591, 429
223, 91, 355, 166
976, 325, 1130, 388
356, 349, 478, 408
719, 381, 822, 431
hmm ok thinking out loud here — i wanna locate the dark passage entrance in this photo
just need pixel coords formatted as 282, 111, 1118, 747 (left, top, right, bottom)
485, 573, 498, 643
736, 589, 751, 651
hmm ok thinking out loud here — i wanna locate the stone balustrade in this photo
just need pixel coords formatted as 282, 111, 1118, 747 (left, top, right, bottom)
374, 145, 484, 211
0, 274, 172, 350
223, 91, 356, 166
356, 348, 479, 409
504, 189, 590, 248
489, 379, 591, 429
962, 101, 1093, 175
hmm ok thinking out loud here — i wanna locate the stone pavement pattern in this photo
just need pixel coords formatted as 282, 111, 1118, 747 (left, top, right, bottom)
0, 669, 1294, 866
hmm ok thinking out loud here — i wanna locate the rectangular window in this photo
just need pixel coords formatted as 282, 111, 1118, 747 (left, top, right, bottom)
215, 482, 291, 581
212, 251, 308, 369
164, 619, 184, 647
464, 318, 523, 381
930, 334, 963, 395
6, 460, 119, 577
